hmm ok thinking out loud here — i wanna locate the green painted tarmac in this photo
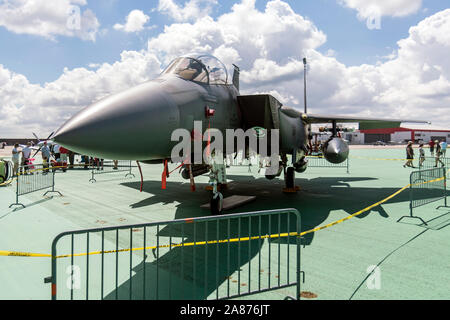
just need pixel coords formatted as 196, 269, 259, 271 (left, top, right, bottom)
0, 147, 449, 300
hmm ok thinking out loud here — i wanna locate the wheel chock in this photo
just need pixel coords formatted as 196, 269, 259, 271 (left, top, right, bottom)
283, 186, 300, 193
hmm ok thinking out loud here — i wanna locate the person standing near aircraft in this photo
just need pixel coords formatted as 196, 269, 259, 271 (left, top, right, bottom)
440, 140, 447, 157
428, 139, 435, 156
434, 140, 444, 167
419, 143, 425, 168
404, 141, 415, 168
11, 143, 20, 176
21, 142, 32, 175
53, 143, 61, 161
68, 150, 75, 169
41, 141, 51, 173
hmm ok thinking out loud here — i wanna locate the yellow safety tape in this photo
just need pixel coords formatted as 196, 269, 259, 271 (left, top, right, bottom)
351, 156, 409, 162
351, 155, 447, 162
1, 169, 447, 259
0, 163, 109, 186
0, 250, 51, 258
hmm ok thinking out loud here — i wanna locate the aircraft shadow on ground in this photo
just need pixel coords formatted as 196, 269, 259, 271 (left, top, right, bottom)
104, 216, 283, 300
121, 174, 407, 247
109, 174, 441, 300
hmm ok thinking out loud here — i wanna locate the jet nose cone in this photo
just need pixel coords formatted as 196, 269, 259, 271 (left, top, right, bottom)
54, 81, 179, 160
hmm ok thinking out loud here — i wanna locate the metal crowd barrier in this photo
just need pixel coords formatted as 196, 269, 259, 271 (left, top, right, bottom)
47, 209, 303, 300
398, 167, 449, 225
89, 160, 135, 183
419, 156, 449, 170
9, 164, 62, 209
306, 155, 350, 174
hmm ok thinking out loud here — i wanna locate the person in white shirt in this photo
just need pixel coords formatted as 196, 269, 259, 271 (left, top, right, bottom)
419, 144, 425, 168
11, 143, 20, 176
21, 142, 32, 174
53, 144, 61, 161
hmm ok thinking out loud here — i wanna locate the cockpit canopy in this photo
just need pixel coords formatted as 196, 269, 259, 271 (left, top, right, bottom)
161, 54, 228, 85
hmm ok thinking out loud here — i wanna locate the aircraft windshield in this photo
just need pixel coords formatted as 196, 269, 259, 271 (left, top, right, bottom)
162, 55, 228, 85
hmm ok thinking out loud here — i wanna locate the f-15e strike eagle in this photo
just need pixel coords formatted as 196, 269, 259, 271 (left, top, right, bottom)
53, 54, 427, 214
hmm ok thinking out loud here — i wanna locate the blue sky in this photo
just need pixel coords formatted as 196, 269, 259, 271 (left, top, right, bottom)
0, 0, 448, 85
1, 0, 450, 137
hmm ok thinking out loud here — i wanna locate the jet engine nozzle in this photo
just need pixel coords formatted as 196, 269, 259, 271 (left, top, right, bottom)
323, 137, 349, 164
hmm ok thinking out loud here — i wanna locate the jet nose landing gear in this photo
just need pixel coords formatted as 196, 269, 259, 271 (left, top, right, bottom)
210, 190, 224, 215
283, 167, 300, 193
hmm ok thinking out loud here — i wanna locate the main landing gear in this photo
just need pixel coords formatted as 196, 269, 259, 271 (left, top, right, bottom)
283, 166, 300, 193
208, 161, 227, 215
210, 189, 224, 215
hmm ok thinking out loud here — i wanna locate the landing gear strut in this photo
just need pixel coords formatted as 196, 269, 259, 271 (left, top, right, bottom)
285, 167, 295, 189
210, 189, 224, 215
208, 160, 227, 215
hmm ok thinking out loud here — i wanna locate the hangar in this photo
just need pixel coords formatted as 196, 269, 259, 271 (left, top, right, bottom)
345, 121, 450, 144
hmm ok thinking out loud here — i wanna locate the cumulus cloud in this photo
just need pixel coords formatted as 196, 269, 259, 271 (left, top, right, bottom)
338, 0, 423, 19
1, 1, 450, 137
157, 0, 218, 22
0, 0, 100, 41
0, 51, 161, 136
149, 0, 326, 72
113, 9, 150, 33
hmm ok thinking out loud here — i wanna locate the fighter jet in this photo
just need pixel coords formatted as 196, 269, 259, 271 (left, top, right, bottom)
53, 53, 428, 214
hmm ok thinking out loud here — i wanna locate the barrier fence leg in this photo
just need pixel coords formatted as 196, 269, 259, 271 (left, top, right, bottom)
44, 171, 63, 197
397, 183, 428, 225
9, 177, 25, 209
437, 172, 450, 210
125, 161, 135, 178
89, 167, 96, 183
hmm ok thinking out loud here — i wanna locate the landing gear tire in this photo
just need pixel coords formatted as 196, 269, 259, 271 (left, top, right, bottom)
286, 167, 295, 189
210, 192, 223, 215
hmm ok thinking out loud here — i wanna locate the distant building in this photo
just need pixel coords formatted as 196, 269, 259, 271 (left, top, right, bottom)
345, 121, 450, 144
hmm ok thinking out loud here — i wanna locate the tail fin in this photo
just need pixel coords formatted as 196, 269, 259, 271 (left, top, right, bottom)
232, 64, 240, 91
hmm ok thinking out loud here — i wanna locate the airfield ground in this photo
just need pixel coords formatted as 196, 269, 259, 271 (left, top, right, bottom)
0, 145, 449, 300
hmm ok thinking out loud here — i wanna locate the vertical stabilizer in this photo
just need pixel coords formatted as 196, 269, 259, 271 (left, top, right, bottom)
232, 64, 240, 91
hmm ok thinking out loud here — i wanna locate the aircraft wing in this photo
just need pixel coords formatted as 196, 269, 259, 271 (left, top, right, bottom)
280, 106, 431, 125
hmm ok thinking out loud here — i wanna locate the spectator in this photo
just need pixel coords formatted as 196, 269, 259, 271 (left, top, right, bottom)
53, 144, 61, 161
11, 143, 20, 176
419, 143, 425, 168
21, 142, 32, 175
68, 150, 75, 169
83, 155, 90, 170
60, 146, 68, 163
113, 160, 119, 170
403, 141, 415, 168
428, 140, 435, 156
41, 141, 51, 174
441, 140, 447, 157
435, 140, 444, 167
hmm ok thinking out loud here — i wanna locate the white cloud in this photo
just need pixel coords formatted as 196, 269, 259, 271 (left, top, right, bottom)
113, 9, 150, 33
338, 0, 423, 19
1, 1, 450, 137
0, 0, 100, 41
149, 0, 326, 70
0, 51, 161, 137
157, 0, 218, 22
